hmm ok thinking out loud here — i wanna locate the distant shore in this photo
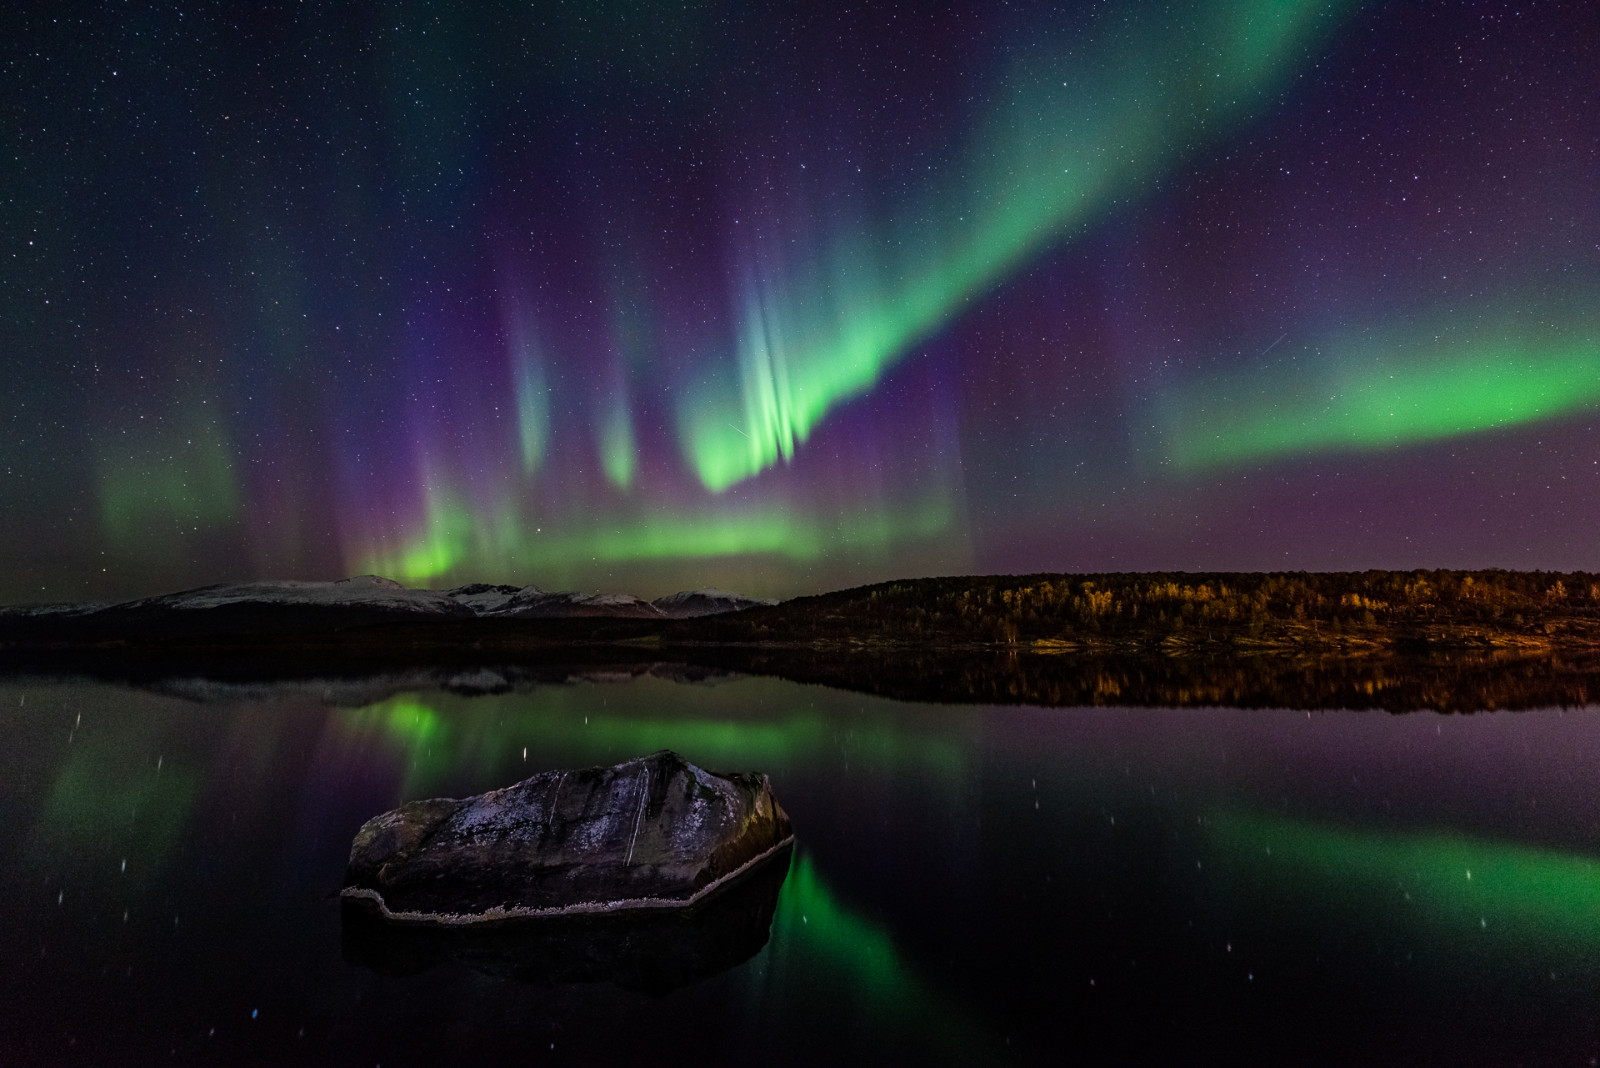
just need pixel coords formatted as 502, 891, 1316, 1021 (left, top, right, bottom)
4, 570, 1599, 713
680, 569, 1600, 654
4, 569, 1599, 655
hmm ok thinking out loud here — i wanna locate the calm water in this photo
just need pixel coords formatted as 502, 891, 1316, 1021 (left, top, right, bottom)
3, 671, 1599, 1065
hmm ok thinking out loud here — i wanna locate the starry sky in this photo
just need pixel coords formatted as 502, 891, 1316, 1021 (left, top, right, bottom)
3, 0, 1598, 603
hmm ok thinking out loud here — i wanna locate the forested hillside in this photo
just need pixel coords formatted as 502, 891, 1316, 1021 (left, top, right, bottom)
680, 570, 1600, 651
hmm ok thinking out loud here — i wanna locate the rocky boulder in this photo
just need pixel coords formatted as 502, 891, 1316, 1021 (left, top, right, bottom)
341, 844, 792, 991
341, 750, 793, 922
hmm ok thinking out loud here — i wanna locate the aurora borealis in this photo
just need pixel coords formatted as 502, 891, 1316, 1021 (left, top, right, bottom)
4, 1, 1599, 602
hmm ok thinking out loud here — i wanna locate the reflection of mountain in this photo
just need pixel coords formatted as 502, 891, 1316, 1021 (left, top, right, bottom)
8, 647, 1597, 713
3, 661, 747, 708
342, 842, 792, 994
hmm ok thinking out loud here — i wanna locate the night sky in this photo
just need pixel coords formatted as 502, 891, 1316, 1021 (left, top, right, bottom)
4, 0, 1598, 603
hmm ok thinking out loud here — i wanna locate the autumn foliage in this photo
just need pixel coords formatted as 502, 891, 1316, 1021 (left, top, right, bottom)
682, 570, 1600, 651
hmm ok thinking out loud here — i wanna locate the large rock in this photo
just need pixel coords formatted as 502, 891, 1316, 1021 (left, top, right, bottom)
341, 844, 792, 992
341, 750, 793, 922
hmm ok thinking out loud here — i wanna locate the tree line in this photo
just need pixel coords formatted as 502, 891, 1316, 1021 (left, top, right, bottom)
683, 570, 1600, 649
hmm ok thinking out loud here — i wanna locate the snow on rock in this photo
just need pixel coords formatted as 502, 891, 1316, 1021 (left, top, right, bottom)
122, 576, 471, 615
0, 601, 114, 619
652, 588, 777, 618
2, 576, 776, 624
496, 589, 666, 619
443, 583, 537, 614
337, 575, 407, 591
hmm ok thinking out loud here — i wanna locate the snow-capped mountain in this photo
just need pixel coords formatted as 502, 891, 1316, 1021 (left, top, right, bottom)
651, 588, 778, 618
442, 583, 538, 614
0, 575, 771, 643
494, 589, 667, 619
0, 600, 114, 619
122, 575, 474, 616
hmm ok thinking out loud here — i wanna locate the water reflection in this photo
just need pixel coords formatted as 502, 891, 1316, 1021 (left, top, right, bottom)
29, 722, 198, 894
2, 674, 1599, 1064
7, 643, 1600, 711
1208, 808, 1600, 960
331, 687, 971, 803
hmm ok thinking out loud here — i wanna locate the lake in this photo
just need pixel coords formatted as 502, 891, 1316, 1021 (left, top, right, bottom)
3, 667, 1598, 1065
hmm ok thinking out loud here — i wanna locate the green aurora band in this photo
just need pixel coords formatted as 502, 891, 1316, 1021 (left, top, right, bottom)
513, 348, 551, 476
1208, 808, 1600, 958
354, 481, 958, 585
1160, 307, 1600, 472
678, 0, 1361, 491
337, 687, 969, 801
98, 407, 240, 553
32, 730, 200, 893
763, 850, 1001, 1059
599, 397, 638, 490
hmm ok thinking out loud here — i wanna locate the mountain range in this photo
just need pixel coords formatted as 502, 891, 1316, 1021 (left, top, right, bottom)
0, 574, 774, 641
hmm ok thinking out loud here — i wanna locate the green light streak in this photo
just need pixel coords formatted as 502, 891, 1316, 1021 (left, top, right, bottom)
573, 713, 965, 784
339, 695, 451, 797
353, 484, 954, 585
680, 0, 1358, 490
763, 850, 1002, 1060
514, 352, 549, 475
380, 696, 445, 748
773, 851, 911, 998
503, 293, 552, 475
31, 733, 199, 889
600, 399, 637, 490
98, 408, 240, 547
1209, 808, 1600, 955
1162, 312, 1600, 471
334, 683, 968, 800
392, 486, 469, 580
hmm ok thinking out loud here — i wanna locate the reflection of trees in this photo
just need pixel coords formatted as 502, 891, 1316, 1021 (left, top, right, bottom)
699, 646, 1600, 713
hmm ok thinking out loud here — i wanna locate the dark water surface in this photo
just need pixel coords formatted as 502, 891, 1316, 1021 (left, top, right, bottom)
3, 673, 1599, 1065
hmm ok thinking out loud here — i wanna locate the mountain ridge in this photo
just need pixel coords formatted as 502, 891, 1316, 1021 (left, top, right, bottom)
7, 569, 1600, 658
1, 575, 774, 622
